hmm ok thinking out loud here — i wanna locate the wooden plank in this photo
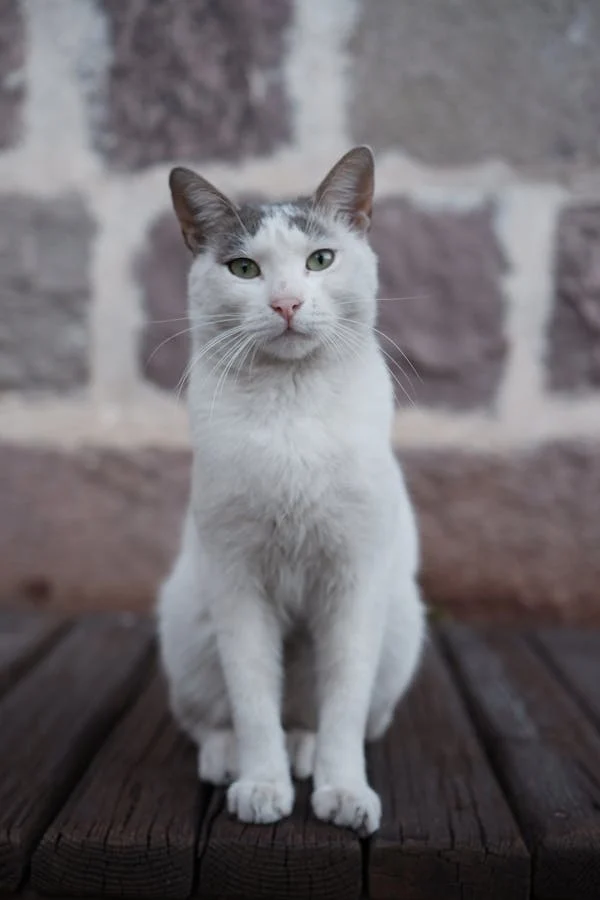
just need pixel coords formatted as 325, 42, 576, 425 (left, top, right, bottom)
0, 610, 67, 698
2, 892, 107, 900
0, 615, 153, 893
368, 639, 530, 900
532, 627, 600, 732
32, 673, 204, 899
441, 623, 600, 900
196, 780, 362, 900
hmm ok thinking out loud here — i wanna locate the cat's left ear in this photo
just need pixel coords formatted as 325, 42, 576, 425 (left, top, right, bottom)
314, 146, 374, 232
169, 167, 237, 254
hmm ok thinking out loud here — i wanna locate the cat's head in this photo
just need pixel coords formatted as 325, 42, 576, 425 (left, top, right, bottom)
169, 147, 378, 363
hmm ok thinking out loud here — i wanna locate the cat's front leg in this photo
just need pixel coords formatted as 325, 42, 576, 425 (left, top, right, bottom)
311, 588, 385, 836
212, 585, 294, 825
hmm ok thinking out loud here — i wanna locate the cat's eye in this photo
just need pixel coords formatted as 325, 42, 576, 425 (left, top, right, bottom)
228, 257, 261, 279
306, 249, 335, 271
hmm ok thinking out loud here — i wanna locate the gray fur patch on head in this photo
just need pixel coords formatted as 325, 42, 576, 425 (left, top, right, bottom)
210, 198, 327, 261
210, 203, 267, 260
285, 197, 328, 239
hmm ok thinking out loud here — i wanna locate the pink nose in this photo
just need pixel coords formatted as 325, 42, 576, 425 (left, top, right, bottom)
270, 297, 303, 325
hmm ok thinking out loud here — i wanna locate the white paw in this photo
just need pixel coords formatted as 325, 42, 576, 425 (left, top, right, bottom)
227, 778, 294, 824
286, 729, 316, 780
199, 730, 239, 785
311, 784, 381, 836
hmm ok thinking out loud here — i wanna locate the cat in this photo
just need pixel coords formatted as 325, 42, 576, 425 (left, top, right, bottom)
157, 146, 425, 836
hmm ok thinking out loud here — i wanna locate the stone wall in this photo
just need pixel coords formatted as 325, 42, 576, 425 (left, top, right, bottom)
1, 0, 600, 621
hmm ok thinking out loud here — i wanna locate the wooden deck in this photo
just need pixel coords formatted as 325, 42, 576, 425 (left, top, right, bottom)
0, 611, 599, 899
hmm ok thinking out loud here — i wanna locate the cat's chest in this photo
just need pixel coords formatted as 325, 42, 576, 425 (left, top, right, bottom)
241, 416, 350, 506
196, 413, 363, 534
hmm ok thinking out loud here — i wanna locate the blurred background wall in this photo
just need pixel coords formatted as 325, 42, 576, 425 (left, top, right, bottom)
1, 0, 599, 621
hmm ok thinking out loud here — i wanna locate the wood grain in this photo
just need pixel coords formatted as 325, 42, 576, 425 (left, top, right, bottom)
532, 627, 600, 733
196, 779, 362, 900
368, 638, 530, 900
2, 616, 600, 900
0, 610, 67, 698
32, 672, 204, 899
0, 615, 153, 893
442, 623, 600, 900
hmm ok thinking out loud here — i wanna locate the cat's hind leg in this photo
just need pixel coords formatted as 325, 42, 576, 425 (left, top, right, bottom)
197, 728, 239, 785
283, 633, 317, 780
366, 577, 425, 741
286, 729, 316, 780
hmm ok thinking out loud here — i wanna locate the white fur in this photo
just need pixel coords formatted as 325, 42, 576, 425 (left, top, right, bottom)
158, 177, 425, 836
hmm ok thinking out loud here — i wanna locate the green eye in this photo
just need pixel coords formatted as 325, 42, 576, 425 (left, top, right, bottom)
228, 257, 261, 279
306, 249, 335, 271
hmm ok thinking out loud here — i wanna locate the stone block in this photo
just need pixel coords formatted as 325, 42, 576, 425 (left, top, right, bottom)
97, 0, 292, 169
0, 195, 95, 393
0, 0, 25, 149
137, 213, 189, 392
546, 205, 600, 393
371, 199, 507, 409
349, 0, 600, 167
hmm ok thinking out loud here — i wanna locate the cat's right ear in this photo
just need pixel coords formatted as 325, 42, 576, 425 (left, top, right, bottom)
314, 146, 375, 232
169, 168, 236, 254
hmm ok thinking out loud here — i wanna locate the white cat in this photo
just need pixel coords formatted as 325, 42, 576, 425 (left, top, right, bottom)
157, 147, 424, 836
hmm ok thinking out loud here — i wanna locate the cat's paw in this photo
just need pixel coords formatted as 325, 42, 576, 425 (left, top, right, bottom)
311, 783, 381, 836
286, 729, 316, 780
199, 730, 239, 785
227, 778, 294, 824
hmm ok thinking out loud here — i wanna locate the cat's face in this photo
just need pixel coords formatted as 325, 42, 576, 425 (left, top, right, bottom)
170, 147, 378, 363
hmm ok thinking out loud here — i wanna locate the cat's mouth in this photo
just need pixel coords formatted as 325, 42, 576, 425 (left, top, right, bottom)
263, 323, 318, 359
274, 323, 311, 339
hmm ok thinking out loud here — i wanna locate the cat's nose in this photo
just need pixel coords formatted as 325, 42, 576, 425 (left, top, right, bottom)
270, 297, 303, 325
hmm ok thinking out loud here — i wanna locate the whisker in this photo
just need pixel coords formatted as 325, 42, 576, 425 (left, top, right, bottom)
180, 330, 244, 403
145, 324, 198, 367
209, 334, 255, 420
245, 334, 265, 381
378, 294, 429, 303
145, 315, 245, 367
146, 315, 192, 325
377, 345, 416, 406
336, 314, 422, 387
174, 325, 246, 399
371, 326, 422, 384
146, 312, 243, 326
334, 294, 429, 307
321, 330, 345, 364
336, 320, 416, 405
331, 322, 367, 363
231, 335, 257, 392
331, 330, 363, 364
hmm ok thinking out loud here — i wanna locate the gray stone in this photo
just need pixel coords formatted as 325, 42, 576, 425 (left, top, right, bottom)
349, 0, 600, 167
0, 195, 95, 393
97, 0, 292, 170
0, 0, 25, 149
546, 205, 600, 393
371, 199, 508, 409
137, 213, 190, 392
